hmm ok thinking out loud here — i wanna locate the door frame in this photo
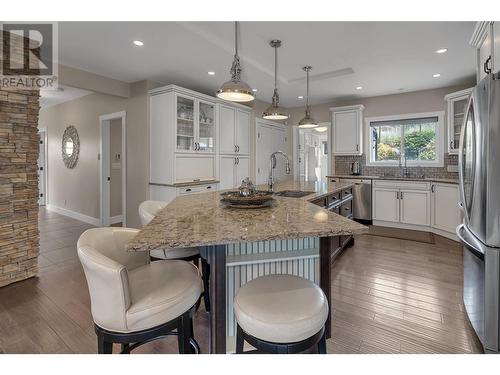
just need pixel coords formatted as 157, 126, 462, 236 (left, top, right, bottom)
292, 122, 332, 180
38, 127, 48, 206
99, 111, 127, 227
255, 118, 287, 185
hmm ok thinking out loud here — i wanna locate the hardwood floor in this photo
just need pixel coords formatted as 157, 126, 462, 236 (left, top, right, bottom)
0, 208, 483, 354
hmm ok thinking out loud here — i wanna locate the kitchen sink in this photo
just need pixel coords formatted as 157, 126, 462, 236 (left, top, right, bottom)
274, 190, 315, 198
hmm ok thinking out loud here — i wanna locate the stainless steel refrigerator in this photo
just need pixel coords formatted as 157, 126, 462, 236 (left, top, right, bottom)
457, 73, 500, 353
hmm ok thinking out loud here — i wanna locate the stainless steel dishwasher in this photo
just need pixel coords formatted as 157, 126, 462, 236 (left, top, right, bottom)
339, 178, 372, 221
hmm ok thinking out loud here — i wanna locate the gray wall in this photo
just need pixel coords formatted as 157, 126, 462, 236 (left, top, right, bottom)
109, 118, 122, 218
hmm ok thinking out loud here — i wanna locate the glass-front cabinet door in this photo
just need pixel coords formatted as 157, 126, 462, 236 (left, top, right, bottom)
176, 95, 195, 151
447, 89, 472, 154
197, 101, 215, 152
451, 97, 469, 150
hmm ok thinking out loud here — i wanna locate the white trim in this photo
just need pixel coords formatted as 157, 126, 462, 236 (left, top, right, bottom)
329, 104, 365, 112
365, 111, 445, 168
109, 215, 123, 225
99, 111, 127, 227
46, 204, 100, 226
444, 87, 474, 101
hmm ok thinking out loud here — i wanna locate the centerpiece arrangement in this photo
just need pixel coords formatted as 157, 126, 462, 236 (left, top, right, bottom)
220, 178, 275, 209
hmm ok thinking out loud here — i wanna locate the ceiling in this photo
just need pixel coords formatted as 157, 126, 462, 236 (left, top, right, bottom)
58, 22, 476, 107
40, 85, 93, 108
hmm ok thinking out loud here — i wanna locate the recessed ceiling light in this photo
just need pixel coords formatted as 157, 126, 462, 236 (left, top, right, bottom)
435, 48, 448, 54
356, 86, 363, 90
133, 40, 144, 46
433, 73, 441, 78
208, 71, 215, 76
298, 95, 304, 99
252, 89, 258, 92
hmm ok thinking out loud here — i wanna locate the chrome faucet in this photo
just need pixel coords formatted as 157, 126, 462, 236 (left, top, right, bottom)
268, 151, 291, 192
399, 153, 409, 178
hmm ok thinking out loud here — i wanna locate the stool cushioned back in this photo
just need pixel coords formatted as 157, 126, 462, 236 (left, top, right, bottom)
77, 227, 148, 332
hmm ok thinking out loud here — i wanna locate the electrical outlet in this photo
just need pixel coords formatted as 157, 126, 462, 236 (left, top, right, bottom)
447, 165, 459, 173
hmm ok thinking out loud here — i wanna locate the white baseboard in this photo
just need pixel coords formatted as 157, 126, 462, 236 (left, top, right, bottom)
46, 204, 101, 226
110, 215, 123, 225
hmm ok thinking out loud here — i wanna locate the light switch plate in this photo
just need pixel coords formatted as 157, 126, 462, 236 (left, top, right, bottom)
447, 165, 459, 173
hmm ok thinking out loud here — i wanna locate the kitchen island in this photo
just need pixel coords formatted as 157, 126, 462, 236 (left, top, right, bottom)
127, 180, 367, 353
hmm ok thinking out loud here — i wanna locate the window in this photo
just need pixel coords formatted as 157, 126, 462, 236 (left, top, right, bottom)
367, 112, 444, 167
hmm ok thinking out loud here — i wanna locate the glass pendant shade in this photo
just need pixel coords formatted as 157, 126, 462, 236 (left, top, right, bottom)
314, 126, 328, 133
262, 40, 289, 120
217, 22, 255, 103
298, 66, 318, 128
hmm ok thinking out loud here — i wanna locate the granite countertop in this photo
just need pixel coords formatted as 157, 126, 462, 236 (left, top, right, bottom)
127, 180, 367, 252
327, 175, 459, 185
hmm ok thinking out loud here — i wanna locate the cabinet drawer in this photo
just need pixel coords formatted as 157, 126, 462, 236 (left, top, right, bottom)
342, 188, 353, 199
177, 183, 218, 196
373, 179, 430, 191
175, 154, 215, 183
327, 192, 341, 205
341, 199, 352, 218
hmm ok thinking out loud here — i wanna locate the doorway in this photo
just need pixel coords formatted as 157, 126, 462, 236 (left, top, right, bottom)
99, 111, 126, 227
293, 122, 331, 181
255, 119, 288, 185
37, 128, 48, 206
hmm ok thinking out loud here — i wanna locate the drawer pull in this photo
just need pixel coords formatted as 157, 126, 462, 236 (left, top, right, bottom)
185, 188, 192, 192
206, 186, 212, 189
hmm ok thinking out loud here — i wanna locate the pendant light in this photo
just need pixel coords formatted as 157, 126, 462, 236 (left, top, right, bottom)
262, 40, 289, 120
298, 66, 318, 128
216, 22, 254, 103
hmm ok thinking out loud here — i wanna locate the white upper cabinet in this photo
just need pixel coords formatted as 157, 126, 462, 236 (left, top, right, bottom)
330, 105, 364, 155
471, 22, 498, 82
445, 88, 472, 154
175, 94, 216, 154
218, 104, 251, 155
236, 110, 250, 155
494, 22, 500, 74
219, 105, 236, 154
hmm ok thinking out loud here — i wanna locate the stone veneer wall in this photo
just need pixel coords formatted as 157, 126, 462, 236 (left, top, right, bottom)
334, 153, 459, 180
0, 30, 40, 287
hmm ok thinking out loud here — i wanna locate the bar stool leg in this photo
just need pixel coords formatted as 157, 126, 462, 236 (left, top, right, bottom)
236, 324, 245, 354
121, 343, 130, 354
97, 333, 113, 354
201, 258, 211, 312
318, 330, 327, 354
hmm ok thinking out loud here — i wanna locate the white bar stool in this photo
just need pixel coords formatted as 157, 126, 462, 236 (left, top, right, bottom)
234, 274, 329, 354
77, 227, 202, 354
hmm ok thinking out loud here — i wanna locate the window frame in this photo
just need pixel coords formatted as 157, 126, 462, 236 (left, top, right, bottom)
365, 111, 445, 167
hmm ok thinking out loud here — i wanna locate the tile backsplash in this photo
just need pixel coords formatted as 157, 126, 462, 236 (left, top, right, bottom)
334, 153, 459, 180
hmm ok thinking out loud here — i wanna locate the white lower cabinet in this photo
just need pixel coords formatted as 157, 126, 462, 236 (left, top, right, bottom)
373, 188, 400, 222
219, 156, 250, 190
431, 183, 462, 233
149, 182, 219, 204
399, 189, 430, 226
373, 179, 459, 240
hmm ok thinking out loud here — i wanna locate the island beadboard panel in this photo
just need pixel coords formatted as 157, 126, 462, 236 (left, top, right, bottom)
0, 88, 40, 287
